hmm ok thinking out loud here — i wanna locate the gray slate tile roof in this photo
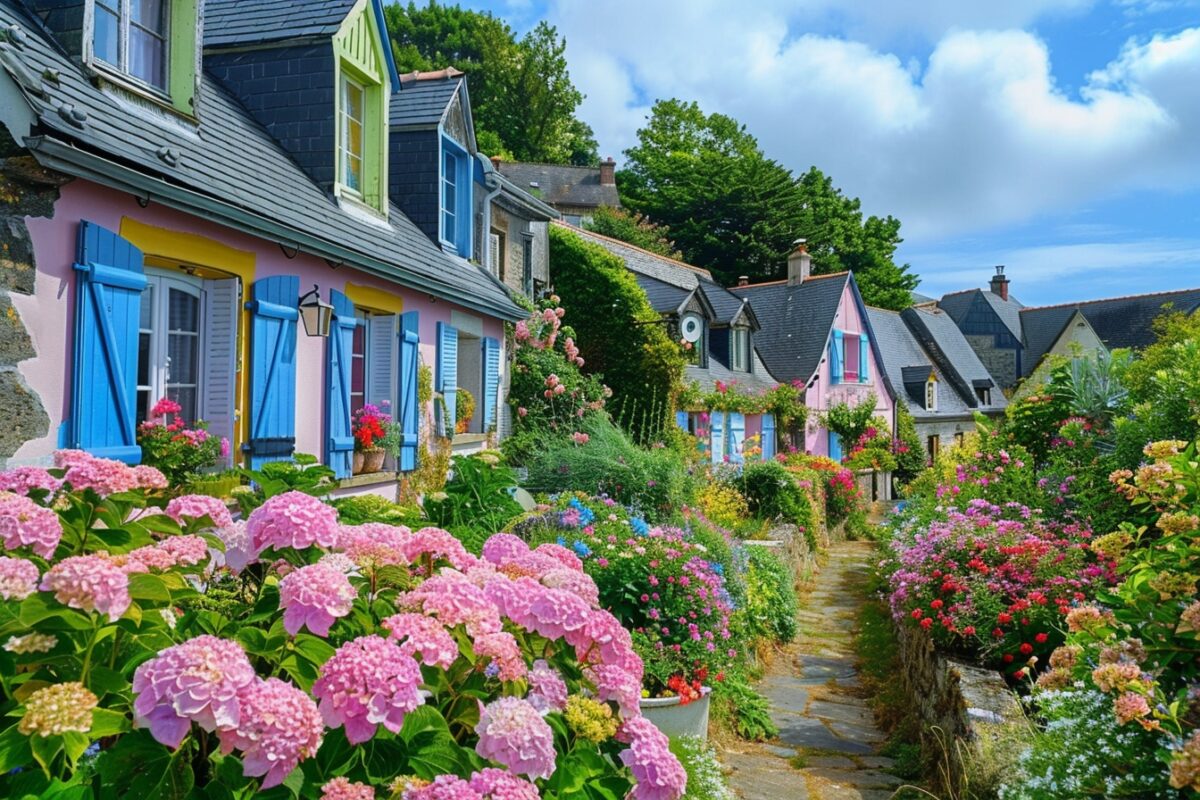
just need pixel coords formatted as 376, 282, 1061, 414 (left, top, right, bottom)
390, 75, 463, 128
1017, 305, 1079, 377
498, 162, 621, 210
0, 1, 524, 321
699, 281, 752, 326
684, 352, 776, 395
1023, 288, 1200, 356
634, 273, 691, 314
906, 305, 1007, 413
730, 276, 850, 384
204, 0, 358, 47
939, 288, 1023, 339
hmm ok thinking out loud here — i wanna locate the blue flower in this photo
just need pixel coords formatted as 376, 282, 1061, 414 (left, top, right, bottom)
572, 540, 592, 558
484, 661, 501, 678
557, 535, 567, 547
630, 517, 649, 536
83, 742, 101, 758
709, 561, 724, 575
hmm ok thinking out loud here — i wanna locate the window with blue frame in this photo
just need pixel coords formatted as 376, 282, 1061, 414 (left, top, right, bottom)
440, 138, 472, 255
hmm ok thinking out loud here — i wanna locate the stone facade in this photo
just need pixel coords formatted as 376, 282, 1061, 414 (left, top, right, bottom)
966, 333, 1018, 390
894, 621, 1027, 797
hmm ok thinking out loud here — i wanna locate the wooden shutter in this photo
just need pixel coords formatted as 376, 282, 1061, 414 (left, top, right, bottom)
398, 311, 420, 471
201, 277, 239, 468
482, 336, 501, 431
436, 321, 458, 437
859, 333, 870, 383
830, 330, 843, 384
675, 410, 689, 431
244, 275, 299, 469
70, 221, 147, 463
761, 413, 776, 460
729, 412, 746, 464
829, 431, 843, 462
366, 314, 396, 410
710, 411, 725, 464
325, 290, 356, 479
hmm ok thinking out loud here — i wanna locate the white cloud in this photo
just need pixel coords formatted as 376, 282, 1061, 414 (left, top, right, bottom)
548, 1, 1200, 243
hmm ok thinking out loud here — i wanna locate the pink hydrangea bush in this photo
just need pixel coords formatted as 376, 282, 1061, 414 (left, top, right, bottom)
247, 490, 340, 552
0, 491, 63, 557
278, 562, 357, 636
312, 635, 424, 743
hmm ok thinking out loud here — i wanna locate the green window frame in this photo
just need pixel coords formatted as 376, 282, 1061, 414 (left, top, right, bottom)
340, 77, 366, 197
88, 0, 199, 116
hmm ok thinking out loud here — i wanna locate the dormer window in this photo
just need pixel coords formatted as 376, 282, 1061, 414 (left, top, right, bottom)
333, 4, 389, 215
925, 377, 938, 412
86, 0, 198, 115
439, 139, 471, 254
730, 327, 750, 372
341, 78, 366, 195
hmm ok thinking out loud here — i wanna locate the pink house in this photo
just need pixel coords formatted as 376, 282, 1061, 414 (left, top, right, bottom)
730, 243, 897, 459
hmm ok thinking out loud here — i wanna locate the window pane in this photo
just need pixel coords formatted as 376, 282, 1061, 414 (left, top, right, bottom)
137, 389, 150, 423
130, 29, 166, 89
132, 0, 166, 33
93, 4, 119, 64
168, 288, 199, 332
138, 331, 152, 386
139, 284, 154, 330
168, 387, 197, 422
168, 333, 198, 385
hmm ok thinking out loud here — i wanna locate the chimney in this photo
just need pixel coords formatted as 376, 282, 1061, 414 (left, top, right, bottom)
787, 239, 811, 286
599, 156, 616, 186
989, 265, 1009, 301
737, 275, 749, 287
490, 155, 502, 170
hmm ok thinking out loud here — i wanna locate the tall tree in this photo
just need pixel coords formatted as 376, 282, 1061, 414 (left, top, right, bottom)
619, 99, 919, 309
384, 3, 598, 165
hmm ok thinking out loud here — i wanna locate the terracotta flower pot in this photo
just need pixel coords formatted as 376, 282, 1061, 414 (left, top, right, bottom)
362, 448, 387, 474
352, 452, 365, 475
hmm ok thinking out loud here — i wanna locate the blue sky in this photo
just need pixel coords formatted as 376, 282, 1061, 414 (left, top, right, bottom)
468, 0, 1200, 306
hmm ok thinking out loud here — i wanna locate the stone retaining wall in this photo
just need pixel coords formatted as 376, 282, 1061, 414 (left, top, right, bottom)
894, 620, 1027, 796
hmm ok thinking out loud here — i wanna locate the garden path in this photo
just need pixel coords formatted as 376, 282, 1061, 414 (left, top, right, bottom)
723, 541, 907, 800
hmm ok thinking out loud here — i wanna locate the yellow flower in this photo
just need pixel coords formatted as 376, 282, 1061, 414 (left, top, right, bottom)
18, 682, 97, 737
563, 695, 619, 743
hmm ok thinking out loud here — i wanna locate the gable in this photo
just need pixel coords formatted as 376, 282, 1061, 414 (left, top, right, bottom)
334, 0, 387, 87
444, 91, 469, 148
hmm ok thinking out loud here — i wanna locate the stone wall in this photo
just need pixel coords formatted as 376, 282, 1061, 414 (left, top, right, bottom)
894, 620, 1026, 797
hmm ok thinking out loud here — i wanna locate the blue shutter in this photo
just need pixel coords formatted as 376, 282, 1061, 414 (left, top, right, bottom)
325, 290, 355, 479
830, 330, 844, 385
710, 411, 725, 464
675, 410, 689, 431
70, 221, 147, 463
244, 275, 299, 469
859, 333, 869, 383
761, 413, 776, 460
398, 312, 420, 472
729, 412, 746, 464
436, 321, 458, 436
482, 336, 501, 431
829, 431, 843, 463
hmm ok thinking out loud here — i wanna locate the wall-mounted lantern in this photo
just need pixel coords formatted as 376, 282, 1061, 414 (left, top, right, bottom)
298, 285, 334, 337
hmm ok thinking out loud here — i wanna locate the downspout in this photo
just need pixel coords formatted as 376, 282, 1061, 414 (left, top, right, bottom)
475, 153, 503, 276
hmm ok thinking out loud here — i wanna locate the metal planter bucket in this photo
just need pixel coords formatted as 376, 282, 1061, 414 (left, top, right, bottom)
639, 688, 711, 741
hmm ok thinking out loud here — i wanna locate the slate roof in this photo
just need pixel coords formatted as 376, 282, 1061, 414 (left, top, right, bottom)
497, 162, 621, 210
204, 0, 358, 48
1017, 305, 1081, 377
700, 281, 753, 326
635, 273, 692, 314
729, 275, 850, 384
684, 352, 776, 395
939, 288, 1024, 339
0, 1, 524, 321
390, 72, 464, 128
1023, 288, 1200, 356
907, 305, 1007, 413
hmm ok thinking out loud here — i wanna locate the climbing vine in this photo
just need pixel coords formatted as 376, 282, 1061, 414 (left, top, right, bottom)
677, 379, 808, 429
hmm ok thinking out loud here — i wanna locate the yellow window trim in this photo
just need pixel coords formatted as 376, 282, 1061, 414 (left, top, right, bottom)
345, 282, 404, 314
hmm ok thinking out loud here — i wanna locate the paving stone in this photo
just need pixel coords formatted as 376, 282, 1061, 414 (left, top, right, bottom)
775, 718, 877, 755
803, 755, 859, 769
804, 768, 904, 788
762, 744, 799, 758
854, 756, 897, 770
806, 699, 877, 727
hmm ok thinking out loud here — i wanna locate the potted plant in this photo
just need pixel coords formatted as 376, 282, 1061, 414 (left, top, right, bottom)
352, 404, 399, 474
455, 388, 476, 435
136, 397, 226, 489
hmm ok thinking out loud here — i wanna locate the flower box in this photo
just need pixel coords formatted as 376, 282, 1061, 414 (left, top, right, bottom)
639, 688, 711, 741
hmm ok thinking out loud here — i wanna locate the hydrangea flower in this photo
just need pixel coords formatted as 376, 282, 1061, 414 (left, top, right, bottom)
586, 664, 643, 717
402, 775, 484, 800
520, 586, 590, 640
481, 534, 529, 565
4, 632, 57, 653
401, 527, 477, 570
214, 521, 256, 574
541, 568, 600, 606
0, 466, 62, 496
401, 573, 502, 637
467, 769, 540, 800
473, 631, 527, 681
321, 777, 376, 800
132, 635, 258, 748
0, 556, 39, 600
526, 659, 568, 712
338, 523, 410, 567
618, 717, 688, 800
40, 555, 131, 621
218, 678, 324, 789
0, 491, 63, 557
278, 563, 356, 636
246, 490, 340, 552
312, 635, 424, 744
474, 697, 556, 780
382, 612, 459, 669
155, 534, 211, 567
166, 494, 234, 528
19, 682, 98, 737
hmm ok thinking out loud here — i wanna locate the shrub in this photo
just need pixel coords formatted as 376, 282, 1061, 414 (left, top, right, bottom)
738, 461, 815, 533
740, 546, 798, 645
423, 453, 524, 553
0, 451, 685, 800
135, 397, 224, 486
892, 404, 926, 485
695, 482, 750, 529
330, 493, 423, 527
821, 395, 879, 445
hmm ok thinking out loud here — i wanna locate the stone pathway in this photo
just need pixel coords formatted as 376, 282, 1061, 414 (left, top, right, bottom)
724, 542, 905, 800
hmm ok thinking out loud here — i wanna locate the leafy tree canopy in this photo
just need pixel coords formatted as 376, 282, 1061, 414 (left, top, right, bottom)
384, 2, 599, 165
583, 206, 682, 260
619, 99, 920, 309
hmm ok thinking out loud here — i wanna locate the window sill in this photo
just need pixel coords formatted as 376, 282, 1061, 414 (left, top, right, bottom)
89, 63, 193, 123
337, 471, 398, 489
451, 433, 489, 446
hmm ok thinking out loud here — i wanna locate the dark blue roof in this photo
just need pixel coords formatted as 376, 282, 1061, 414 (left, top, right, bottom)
390, 74, 463, 128
204, 0, 358, 47
731, 275, 849, 384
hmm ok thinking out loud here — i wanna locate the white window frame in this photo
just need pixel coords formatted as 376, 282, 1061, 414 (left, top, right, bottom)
340, 76, 366, 198
925, 378, 938, 412
138, 270, 204, 422
441, 149, 459, 248
730, 328, 749, 372
91, 0, 171, 93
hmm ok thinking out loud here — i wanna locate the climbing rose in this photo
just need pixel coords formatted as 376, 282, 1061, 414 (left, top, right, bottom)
0, 467, 62, 496
526, 659, 568, 712
246, 490, 340, 552
382, 612, 459, 669
218, 678, 324, 789
0, 491, 63, 557
321, 777, 376, 800
312, 635, 424, 744
132, 635, 257, 748
474, 697, 556, 780
278, 563, 356, 636
467, 769, 539, 800
40, 555, 130, 621
0, 556, 39, 600
19, 682, 97, 737
166, 494, 234, 528
618, 716, 688, 800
